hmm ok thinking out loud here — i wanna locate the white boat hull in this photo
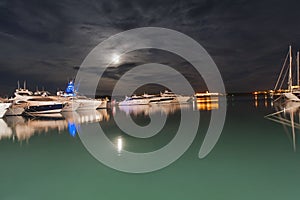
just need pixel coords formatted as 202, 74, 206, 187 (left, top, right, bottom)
76, 99, 103, 111
0, 103, 11, 118
119, 99, 150, 106
62, 101, 80, 112
172, 96, 192, 103
24, 101, 64, 115
149, 97, 174, 104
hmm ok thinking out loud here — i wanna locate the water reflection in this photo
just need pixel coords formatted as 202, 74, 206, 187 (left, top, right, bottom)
265, 101, 300, 151
0, 101, 217, 145
1, 110, 110, 142
254, 94, 272, 108
194, 97, 219, 110
118, 103, 192, 116
117, 137, 123, 155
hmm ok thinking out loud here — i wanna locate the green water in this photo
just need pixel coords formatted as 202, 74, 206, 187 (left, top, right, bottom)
1, 97, 300, 200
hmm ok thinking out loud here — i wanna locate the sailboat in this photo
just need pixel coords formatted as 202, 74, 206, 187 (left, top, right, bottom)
273, 46, 300, 102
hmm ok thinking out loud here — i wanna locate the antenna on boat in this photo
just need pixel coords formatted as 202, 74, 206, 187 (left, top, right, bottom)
288, 45, 293, 92
24, 81, 26, 89
17, 80, 20, 89
297, 51, 299, 86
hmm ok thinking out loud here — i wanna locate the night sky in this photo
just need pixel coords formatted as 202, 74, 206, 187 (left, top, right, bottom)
1, 0, 300, 96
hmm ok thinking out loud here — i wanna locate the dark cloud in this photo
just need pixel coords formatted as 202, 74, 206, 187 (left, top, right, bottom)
0, 0, 300, 96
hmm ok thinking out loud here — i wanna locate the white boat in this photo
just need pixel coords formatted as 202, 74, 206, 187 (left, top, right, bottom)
194, 91, 221, 98
0, 97, 24, 116
119, 92, 183, 106
142, 93, 175, 104
119, 95, 150, 106
160, 90, 192, 103
0, 103, 11, 118
24, 97, 65, 116
57, 81, 105, 111
6, 83, 39, 116
53, 96, 80, 112
149, 96, 174, 104
74, 96, 103, 111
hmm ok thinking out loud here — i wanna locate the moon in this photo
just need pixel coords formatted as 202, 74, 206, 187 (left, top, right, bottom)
112, 54, 120, 64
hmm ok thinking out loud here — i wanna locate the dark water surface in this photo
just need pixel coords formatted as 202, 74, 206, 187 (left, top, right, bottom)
1, 96, 299, 200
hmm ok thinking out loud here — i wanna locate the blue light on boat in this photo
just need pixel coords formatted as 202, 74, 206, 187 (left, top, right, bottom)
68, 122, 77, 137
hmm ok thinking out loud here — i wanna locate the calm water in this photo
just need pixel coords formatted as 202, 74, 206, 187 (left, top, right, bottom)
1, 96, 300, 200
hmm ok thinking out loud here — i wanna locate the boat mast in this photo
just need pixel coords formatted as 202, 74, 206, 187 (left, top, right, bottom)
297, 51, 299, 86
288, 45, 293, 92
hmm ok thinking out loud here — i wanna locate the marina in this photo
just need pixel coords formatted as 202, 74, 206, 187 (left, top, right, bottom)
2, 0, 300, 199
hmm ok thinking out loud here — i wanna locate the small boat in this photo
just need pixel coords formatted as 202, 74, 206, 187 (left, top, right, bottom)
0, 102, 11, 118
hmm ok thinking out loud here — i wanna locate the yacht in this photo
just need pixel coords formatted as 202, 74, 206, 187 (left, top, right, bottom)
0, 102, 11, 118
118, 93, 177, 106
57, 81, 105, 110
149, 96, 174, 104
194, 91, 221, 98
160, 90, 192, 103
6, 83, 43, 116
9, 83, 64, 116
119, 95, 150, 106
54, 96, 80, 112
141, 93, 174, 104
24, 97, 65, 116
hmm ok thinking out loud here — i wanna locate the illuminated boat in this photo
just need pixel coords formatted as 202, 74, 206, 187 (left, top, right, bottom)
119, 95, 150, 106
160, 90, 192, 103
